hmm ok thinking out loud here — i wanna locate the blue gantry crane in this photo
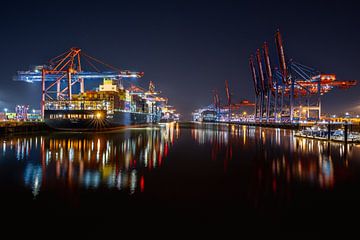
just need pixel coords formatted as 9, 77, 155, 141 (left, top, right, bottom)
14, 47, 144, 117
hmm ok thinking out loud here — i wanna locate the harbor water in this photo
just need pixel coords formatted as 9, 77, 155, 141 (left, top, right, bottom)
1, 122, 360, 233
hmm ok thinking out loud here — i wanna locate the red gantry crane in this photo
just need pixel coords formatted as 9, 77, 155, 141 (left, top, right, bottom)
249, 30, 357, 123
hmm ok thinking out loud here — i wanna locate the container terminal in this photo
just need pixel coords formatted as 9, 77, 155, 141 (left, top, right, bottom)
0, 31, 357, 137
192, 30, 359, 143
8, 48, 179, 131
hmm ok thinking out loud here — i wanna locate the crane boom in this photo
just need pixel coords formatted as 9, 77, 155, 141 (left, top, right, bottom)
275, 30, 288, 83
263, 42, 273, 89
256, 49, 265, 92
14, 71, 143, 82
249, 55, 259, 95
225, 80, 231, 106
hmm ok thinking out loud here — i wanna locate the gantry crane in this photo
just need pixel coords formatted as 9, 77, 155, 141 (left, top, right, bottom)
249, 30, 357, 123
14, 47, 144, 117
213, 89, 220, 113
225, 80, 232, 121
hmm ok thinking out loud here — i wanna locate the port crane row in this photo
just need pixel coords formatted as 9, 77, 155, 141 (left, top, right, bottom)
14, 33, 357, 124
249, 30, 357, 123
14, 48, 145, 117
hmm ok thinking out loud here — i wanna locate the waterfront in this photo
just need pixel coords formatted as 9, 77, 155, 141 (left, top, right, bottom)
1, 122, 360, 232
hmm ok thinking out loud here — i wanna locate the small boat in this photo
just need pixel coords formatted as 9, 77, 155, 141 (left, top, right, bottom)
296, 125, 328, 138
295, 126, 360, 143
331, 129, 360, 142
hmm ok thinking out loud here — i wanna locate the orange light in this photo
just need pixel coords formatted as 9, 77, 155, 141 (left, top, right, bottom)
320, 74, 336, 81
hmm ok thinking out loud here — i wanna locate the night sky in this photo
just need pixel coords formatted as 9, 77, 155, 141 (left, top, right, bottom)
1, 0, 359, 119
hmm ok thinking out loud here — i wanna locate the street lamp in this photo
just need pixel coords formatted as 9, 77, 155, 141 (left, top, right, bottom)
4, 108, 8, 113
32, 109, 35, 114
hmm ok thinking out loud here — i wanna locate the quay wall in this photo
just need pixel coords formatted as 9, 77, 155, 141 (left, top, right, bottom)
0, 121, 50, 134
183, 121, 360, 132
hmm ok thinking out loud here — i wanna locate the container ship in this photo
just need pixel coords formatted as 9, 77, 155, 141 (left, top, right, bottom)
44, 79, 166, 131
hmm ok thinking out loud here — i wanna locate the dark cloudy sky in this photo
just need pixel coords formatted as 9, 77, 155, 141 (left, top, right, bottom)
0, 0, 359, 118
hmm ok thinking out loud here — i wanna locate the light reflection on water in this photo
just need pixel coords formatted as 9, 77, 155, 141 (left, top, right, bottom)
1, 122, 360, 203
0, 123, 179, 197
191, 123, 360, 190
2, 122, 360, 229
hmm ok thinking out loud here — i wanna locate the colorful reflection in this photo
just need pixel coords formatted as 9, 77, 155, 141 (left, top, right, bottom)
0, 122, 179, 197
191, 123, 359, 190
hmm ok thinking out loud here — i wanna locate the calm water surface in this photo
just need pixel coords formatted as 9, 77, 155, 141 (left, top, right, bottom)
1, 122, 360, 232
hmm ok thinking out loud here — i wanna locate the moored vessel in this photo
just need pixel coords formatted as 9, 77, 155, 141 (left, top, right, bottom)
44, 79, 166, 131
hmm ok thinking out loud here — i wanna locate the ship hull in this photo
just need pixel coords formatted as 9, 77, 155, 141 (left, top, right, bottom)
44, 110, 160, 131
